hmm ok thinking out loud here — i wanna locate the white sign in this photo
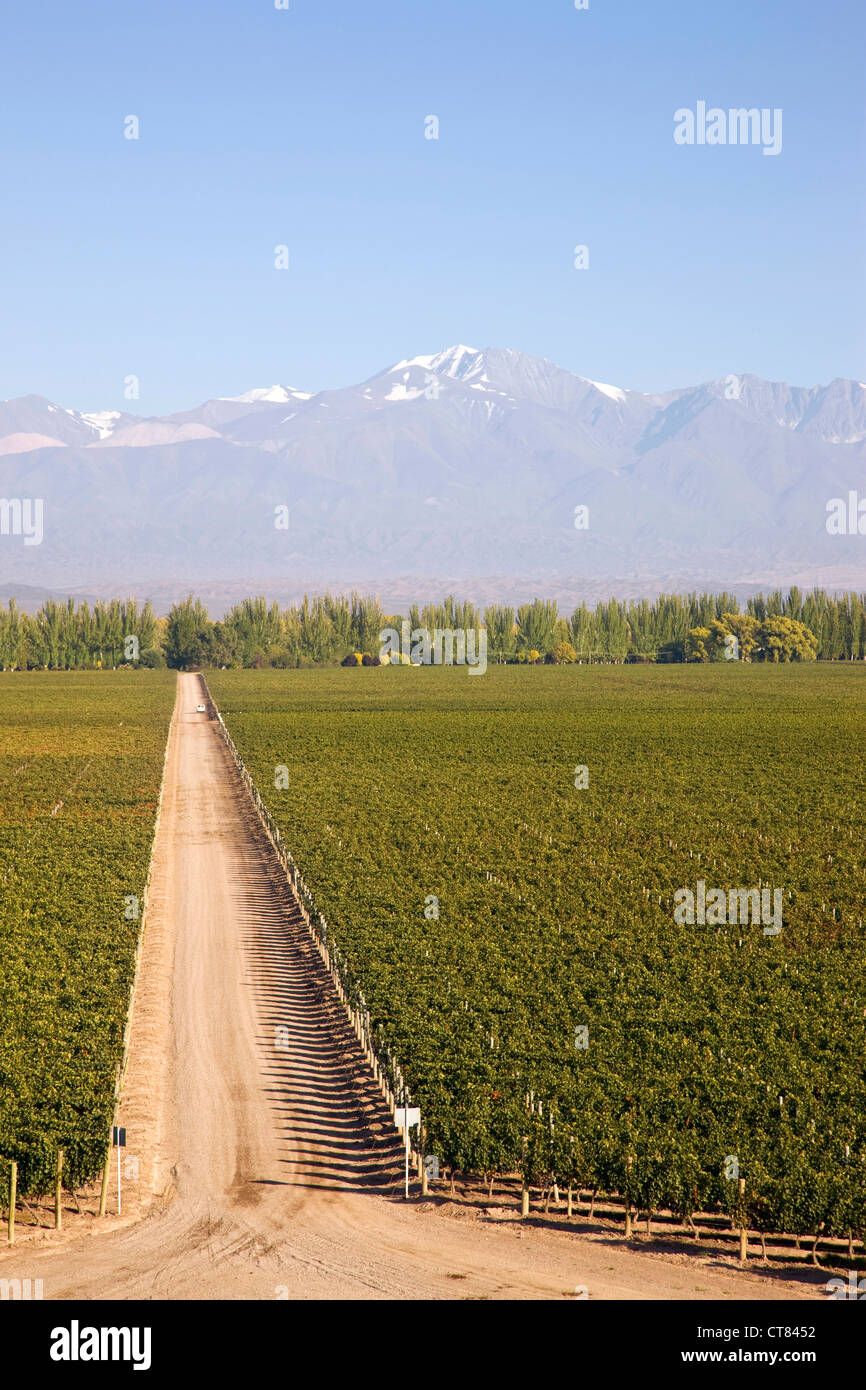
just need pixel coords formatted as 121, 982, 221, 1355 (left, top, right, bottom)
394, 1107, 420, 1130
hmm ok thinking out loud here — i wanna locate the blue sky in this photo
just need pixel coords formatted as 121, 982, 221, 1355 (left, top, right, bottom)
1, 0, 863, 413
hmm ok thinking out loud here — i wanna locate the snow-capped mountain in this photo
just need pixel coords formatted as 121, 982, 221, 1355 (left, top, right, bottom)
218, 384, 313, 406
1, 347, 864, 609
0, 395, 138, 450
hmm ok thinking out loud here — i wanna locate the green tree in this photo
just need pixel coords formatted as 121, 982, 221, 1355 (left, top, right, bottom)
685, 626, 712, 662
164, 597, 214, 669
517, 599, 558, 656
483, 605, 517, 662
755, 615, 818, 662
717, 612, 759, 661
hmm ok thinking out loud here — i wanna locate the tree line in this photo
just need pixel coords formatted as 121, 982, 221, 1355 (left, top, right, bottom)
0, 587, 864, 670
0, 598, 160, 671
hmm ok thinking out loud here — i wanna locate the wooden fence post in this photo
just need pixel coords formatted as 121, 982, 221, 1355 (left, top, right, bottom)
520, 1136, 530, 1216
738, 1177, 748, 1262
55, 1150, 63, 1230
624, 1153, 633, 1237
7, 1162, 16, 1245
99, 1127, 111, 1216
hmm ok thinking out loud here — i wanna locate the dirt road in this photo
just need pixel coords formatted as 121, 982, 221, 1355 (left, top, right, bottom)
0, 673, 827, 1300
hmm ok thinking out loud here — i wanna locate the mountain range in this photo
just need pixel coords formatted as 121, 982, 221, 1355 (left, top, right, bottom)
1, 345, 864, 614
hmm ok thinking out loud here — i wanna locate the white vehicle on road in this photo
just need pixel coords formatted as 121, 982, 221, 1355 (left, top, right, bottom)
195, 703, 206, 714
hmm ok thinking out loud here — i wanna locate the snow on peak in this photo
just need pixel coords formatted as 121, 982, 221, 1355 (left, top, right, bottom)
391, 345, 484, 381
80, 410, 122, 439
587, 379, 627, 404
220, 385, 312, 404
385, 383, 426, 402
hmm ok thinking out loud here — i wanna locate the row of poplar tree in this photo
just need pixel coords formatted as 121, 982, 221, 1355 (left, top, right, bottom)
0, 587, 864, 669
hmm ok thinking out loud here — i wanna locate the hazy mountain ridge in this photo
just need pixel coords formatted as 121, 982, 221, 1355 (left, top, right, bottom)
1, 347, 864, 608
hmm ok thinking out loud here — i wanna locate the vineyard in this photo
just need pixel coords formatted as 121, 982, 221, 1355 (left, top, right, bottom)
207, 662, 866, 1245
0, 672, 175, 1199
